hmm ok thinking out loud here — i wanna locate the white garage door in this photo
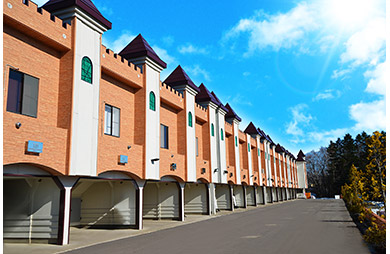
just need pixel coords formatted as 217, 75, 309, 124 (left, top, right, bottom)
246, 186, 256, 206
266, 188, 272, 203
256, 187, 264, 205
143, 182, 179, 219
184, 183, 208, 214
73, 180, 136, 226
4, 177, 60, 242
233, 186, 245, 208
215, 184, 231, 210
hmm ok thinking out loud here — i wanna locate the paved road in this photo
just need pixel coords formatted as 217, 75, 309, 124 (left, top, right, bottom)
64, 200, 370, 254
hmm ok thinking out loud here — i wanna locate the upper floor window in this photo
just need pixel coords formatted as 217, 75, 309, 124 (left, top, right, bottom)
104, 104, 120, 137
188, 112, 193, 127
196, 137, 199, 157
235, 136, 238, 147
160, 124, 169, 149
220, 128, 224, 141
258, 148, 260, 156
248, 143, 250, 152
211, 123, 214, 136
149, 91, 156, 111
81, 57, 92, 84
7, 69, 39, 118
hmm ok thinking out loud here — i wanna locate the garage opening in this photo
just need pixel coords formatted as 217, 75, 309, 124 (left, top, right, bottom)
266, 187, 272, 203
215, 184, 231, 210
184, 183, 208, 215
246, 186, 256, 206
4, 176, 60, 243
70, 179, 136, 228
143, 181, 180, 220
233, 185, 245, 208
256, 186, 264, 205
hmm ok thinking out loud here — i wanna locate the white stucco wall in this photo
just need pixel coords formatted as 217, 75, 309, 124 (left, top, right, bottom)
233, 121, 241, 184
69, 17, 101, 176
186, 91, 196, 182
246, 134, 253, 185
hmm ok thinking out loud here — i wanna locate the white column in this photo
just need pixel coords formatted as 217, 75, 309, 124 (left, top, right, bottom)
135, 180, 146, 230
229, 185, 234, 211
246, 134, 253, 186
233, 120, 241, 184
56, 176, 79, 245
179, 182, 185, 221
207, 184, 212, 215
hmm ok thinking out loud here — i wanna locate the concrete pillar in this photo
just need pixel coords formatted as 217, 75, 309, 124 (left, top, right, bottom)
54, 176, 79, 245
178, 182, 185, 221
209, 183, 217, 214
229, 185, 234, 211
263, 186, 267, 205
207, 184, 212, 215
254, 186, 257, 207
135, 180, 146, 229
243, 186, 247, 208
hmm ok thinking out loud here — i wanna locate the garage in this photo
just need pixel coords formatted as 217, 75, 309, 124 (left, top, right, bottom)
272, 188, 278, 202
255, 186, 264, 205
215, 184, 231, 210
278, 188, 283, 201
246, 186, 256, 206
4, 165, 60, 243
184, 183, 209, 215
143, 181, 180, 220
266, 187, 272, 203
233, 185, 245, 208
71, 179, 136, 227
4, 177, 60, 243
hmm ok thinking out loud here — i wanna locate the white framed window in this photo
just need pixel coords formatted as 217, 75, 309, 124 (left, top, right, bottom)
105, 104, 120, 137
160, 124, 169, 149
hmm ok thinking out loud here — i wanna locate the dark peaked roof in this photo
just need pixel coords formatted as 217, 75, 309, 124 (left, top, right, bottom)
297, 150, 305, 161
276, 144, 285, 153
244, 122, 260, 135
196, 83, 219, 105
257, 128, 266, 139
225, 103, 242, 122
210, 92, 228, 112
119, 34, 167, 68
42, 0, 111, 29
164, 65, 200, 93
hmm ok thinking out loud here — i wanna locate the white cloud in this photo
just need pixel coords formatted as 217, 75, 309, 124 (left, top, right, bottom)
285, 104, 313, 137
225, 2, 318, 54
308, 128, 349, 144
184, 65, 211, 82
364, 61, 386, 96
178, 44, 208, 55
349, 99, 386, 132
340, 18, 386, 67
102, 31, 136, 53
313, 89, 341, 101
162, 36, 175, 47
153, 46, 176, 65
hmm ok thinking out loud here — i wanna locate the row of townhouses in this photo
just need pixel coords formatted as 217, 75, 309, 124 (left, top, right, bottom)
3, 0, 308, 245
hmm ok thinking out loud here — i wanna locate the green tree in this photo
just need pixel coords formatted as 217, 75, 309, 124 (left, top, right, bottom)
364, 131, 386, 211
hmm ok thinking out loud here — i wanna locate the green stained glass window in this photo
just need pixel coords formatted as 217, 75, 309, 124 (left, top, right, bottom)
149, 92, 155, 111
188, 112, 193, 127
81, 56, 92, 83
248, 143, 250, 152
235, 136, 238, 147
221, 128, 224, 141
211, 123, 214, 136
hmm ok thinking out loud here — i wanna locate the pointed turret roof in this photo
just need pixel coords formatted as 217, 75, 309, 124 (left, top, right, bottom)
225, 103, 241, 122
196, 83, 219, 106
42, 0, 111, 29
257, 128, 266, 140
119, 34, 167, 68
244, 122, 260, 135
275, 144, 286, 153
164, 65, 199, 93
210, 92, 228, 112
297, 150, 305, 161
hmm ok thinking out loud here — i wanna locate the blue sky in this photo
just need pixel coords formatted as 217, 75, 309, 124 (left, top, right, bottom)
36, 0, 387, 155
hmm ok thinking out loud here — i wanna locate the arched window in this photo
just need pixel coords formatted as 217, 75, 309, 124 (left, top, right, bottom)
149, 92, 155, 111
211, 123, 214, 136
248, 143, 250, 152
220, 128, 224, 141
81, 56, 92, 83
235, 136, 238, 147
188, 112, 193, 127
